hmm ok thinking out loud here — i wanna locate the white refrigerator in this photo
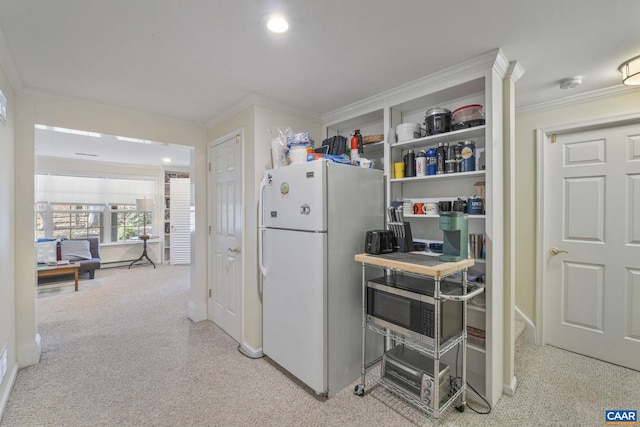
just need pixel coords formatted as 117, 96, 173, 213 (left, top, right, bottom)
259, 159, 383, 397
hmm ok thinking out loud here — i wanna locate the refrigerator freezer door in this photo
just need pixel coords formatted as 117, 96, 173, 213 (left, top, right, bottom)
262, 228, 327, 394
262, 160, 327, 232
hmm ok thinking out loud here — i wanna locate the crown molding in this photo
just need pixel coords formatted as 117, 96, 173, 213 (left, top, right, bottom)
322, 48, 507, 126
0, 25, 23, 93
516, 84, 640, 114
204, 92, 322, 129
506, 61, 526, 83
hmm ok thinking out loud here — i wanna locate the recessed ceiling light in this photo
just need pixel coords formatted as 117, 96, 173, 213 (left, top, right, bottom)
162, 158, 172, 163
266, 14, 289, 33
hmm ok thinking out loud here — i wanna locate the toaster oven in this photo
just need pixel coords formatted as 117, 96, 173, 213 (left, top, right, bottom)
381, 345, 451, 408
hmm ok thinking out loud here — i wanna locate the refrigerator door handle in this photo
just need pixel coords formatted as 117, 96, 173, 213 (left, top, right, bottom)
258, 227, 267, 277
258, 174, 269, 228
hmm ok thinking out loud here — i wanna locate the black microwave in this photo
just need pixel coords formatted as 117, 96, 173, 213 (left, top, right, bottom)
366, 274, 462, 345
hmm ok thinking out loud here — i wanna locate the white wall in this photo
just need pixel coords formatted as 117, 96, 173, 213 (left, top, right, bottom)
206, 104, 322, 353
515, 89, 640, 322
0, 60, 17, 415
14, 93, 208, 368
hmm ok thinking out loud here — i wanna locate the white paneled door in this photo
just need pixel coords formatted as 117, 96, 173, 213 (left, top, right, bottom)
208, 132, 242, 342
543, 122, 640, 371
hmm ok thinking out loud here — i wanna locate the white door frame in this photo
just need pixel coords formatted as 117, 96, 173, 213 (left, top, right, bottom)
535, 111, 640, 345
207, 128, 244, 340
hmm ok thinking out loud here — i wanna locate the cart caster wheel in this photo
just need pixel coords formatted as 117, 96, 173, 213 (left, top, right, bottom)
455, 404, 465, 413
354, 384, 365, 396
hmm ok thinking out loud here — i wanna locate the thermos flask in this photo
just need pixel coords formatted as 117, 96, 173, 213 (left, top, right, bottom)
404, 149, 416, 177
415, 150, 427, 177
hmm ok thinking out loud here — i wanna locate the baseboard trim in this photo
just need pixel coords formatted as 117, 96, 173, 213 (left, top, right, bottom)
187, 301, 207, 322
515, 306, 536, 345
238, 342, 263, 359
0, 364, 18, 419
17, 333, 41, 368
503, 375, 517, 396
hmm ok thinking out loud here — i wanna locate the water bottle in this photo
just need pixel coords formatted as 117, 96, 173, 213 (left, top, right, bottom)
455, 142, 463, 173
404, 149, 416, 177
415, 151, 427, 177
445, 143, 456, 174
436, 143, 446, 175
426, 148, 437, 175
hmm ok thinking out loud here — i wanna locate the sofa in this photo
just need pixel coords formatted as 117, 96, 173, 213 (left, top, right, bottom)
69, 238, 101, 279
36, 237, 102, 279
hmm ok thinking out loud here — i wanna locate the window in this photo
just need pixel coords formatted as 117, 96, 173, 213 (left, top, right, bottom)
110, 204, 152, 242
35, 174, 157, 243
35, 203, 48, 240
51, 204, 103, 240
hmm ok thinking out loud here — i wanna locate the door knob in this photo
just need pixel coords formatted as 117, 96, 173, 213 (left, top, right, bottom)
549, 247, 568, 255
228, 247, 241, 253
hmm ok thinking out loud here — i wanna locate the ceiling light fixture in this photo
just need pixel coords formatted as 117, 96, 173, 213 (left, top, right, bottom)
559, 76, 582, 90
619, 55, 640, 85
266, 14, 289, 33
162, 158, 172, 163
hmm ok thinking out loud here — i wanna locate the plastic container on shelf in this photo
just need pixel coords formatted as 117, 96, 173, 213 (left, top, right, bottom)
396, 123, 422, 142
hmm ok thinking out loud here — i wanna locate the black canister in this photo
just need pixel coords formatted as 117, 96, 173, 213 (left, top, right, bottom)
424, 108, 452, 135
404, 149, 416, 177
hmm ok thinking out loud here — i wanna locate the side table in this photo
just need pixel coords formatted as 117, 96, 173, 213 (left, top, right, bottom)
128, 235, 156, 269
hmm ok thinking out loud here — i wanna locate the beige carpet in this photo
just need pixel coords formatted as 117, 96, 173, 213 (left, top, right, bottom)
2, 265, 639, 426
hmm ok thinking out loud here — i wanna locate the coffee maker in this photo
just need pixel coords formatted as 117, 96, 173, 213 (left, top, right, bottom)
439, 212, 468, 262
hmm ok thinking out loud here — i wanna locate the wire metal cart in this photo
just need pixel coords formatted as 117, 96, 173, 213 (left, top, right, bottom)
354, 252, 484, 426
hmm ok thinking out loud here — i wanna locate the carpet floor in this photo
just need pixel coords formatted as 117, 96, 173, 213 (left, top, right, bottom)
1, 265, 639, 426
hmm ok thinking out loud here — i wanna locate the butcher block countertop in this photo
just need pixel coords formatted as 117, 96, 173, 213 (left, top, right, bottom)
354, 252, 474, 278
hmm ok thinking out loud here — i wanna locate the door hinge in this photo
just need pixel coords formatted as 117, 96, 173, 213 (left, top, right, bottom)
209, 289, 211, 298
551, 134, 557, 143
208, 162, 211, 171
208, 225, 211, 235
235, 135, 240, 144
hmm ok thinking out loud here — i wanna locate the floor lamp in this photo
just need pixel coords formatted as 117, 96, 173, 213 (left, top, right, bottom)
129, 198, 156, 268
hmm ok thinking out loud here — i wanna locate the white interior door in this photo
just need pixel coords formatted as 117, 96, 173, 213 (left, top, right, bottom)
169, 178, 191, 264
208, 133, 243, 342
542, 121, 640, 370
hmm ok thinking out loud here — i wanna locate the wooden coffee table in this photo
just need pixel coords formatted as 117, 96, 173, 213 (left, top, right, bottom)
37, 262, 81, 291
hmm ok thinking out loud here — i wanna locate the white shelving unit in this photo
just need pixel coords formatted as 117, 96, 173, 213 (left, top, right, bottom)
323, 49, 508, 408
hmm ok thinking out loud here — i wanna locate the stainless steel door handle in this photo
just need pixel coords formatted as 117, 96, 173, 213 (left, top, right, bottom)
549, 247, 568, 255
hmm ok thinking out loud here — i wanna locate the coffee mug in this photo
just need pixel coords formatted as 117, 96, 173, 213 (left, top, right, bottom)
391, 200, 404, 209
467, 197, 484, 215
453, 198, 467, 212
424, 202, 439, 215
413, 202, 425, 215
438, 201, 452, 212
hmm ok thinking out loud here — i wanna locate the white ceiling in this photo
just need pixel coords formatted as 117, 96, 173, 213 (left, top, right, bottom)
1, 1, 640, 165
34, 125, 192, 168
